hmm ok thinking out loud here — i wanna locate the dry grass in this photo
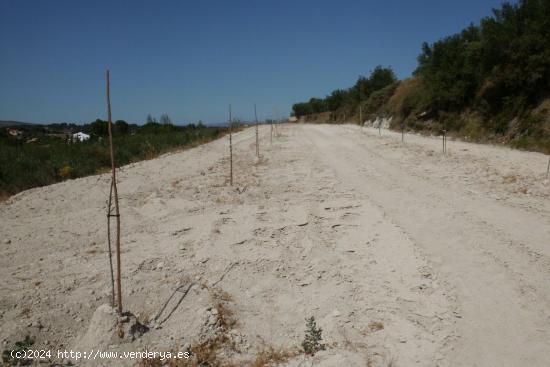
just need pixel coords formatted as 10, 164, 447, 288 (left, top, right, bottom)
140, 335, 238, 367
210, 289, 233, 302
502, 174, 519, 184
194, 335, 293, 367
215, 302, 236, 330
386, 77, 421, 115
138, 286, 301, 367
249, 347, 301, 367
368, 321, 384, 332
137, 309, 151, 325
186, 334, 233, 367
202, 287, 236, 330
303, 112, 332, 123
516, 187, 529, 194
143, 342, 301, 367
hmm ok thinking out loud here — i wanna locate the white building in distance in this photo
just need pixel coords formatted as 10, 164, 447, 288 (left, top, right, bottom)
72, 132, 90, 142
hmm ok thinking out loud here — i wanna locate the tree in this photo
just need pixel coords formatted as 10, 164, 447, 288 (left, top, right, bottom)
90, 119, 109, 137
114, 120, 129, 135
292, 66, 397, 116
368, 66, 397, 92
160, 113, 172, 125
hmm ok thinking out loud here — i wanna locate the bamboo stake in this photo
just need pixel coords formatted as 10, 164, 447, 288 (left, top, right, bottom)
106, 180, 115, 309
229, 104, 233, 186
106, 70, 122, 315
254, 103, 259, 158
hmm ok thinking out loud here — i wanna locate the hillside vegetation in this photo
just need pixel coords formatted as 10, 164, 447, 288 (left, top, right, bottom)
292, 66, 398, 122
292, 0, 550, 153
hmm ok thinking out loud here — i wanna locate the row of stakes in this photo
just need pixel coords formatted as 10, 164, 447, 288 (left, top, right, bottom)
105, 70, 550, 317
359, 112, 549, 180
103, 71, 281, 318
227, 103, 280, 186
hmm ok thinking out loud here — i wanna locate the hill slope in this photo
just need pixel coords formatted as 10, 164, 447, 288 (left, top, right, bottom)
292, 0, 550, 153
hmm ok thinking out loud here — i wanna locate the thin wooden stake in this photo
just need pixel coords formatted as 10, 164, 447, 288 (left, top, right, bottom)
442, 130, 447, 155
254, 103, 259, 158
106, 70, 122, 315
546, 156, 550, 179
229, 104, 233, 186
106, 180, 115, 309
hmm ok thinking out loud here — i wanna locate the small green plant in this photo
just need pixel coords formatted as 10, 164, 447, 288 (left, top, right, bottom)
2, 335, 34, 366
301, 316, 325, 356
58, 165, 73, 179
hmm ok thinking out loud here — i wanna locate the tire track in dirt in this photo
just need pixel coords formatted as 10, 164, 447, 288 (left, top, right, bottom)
305, 124, 550, 366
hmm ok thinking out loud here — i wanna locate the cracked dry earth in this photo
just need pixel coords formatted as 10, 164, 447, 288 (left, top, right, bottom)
1, 124, 549, 366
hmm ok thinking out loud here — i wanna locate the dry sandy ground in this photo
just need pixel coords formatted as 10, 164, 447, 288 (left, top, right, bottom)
1, 124, 549, 366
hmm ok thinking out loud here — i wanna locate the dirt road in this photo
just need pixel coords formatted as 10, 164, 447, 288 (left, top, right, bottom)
305, 124, 550, 366
1, 124, 549, 366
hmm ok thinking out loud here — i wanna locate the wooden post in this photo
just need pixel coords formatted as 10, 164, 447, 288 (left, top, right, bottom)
546, 156, 550, 180
106, 181, 115, 309
106, 70, 122, 315
378, 120, 381, 136
442, 130, 447, 154
254, 103, 259, 158
107, 181, 116, 308
229, 104, 233, 186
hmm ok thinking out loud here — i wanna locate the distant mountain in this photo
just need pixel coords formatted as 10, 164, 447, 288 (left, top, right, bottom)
206, 122, 230, 128
0, 120, 38, 127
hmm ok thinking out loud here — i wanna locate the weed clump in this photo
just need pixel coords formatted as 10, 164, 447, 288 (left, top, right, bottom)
301, 316, 325, 356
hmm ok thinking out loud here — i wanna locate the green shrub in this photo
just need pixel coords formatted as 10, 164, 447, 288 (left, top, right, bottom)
301, 316, 325, 356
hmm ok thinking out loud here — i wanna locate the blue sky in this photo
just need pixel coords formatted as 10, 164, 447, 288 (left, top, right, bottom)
0, 0, 504, 124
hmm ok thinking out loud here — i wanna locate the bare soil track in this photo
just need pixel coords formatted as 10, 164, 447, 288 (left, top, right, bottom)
1, 124, 549, 366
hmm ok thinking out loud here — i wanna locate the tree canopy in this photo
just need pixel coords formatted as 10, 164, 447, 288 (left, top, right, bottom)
413, 0, 550, 125
292, 66, 397, 117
